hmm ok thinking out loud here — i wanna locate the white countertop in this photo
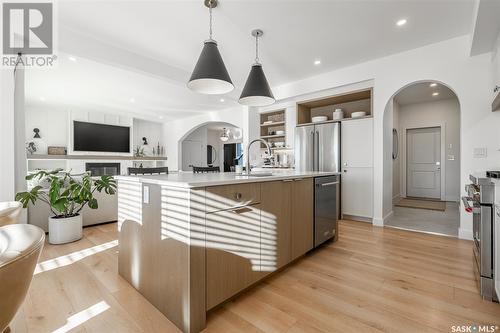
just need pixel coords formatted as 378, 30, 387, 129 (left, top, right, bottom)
116, 171, 339, 188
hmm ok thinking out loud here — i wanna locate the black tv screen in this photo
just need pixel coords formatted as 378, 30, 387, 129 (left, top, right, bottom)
73, 121, 130, 153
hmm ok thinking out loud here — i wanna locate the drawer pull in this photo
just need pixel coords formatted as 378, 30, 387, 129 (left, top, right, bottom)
282, 179, 294, 182
234, 192, 243, 200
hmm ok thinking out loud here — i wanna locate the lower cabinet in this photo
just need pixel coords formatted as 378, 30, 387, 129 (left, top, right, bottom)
261, 181, 292, 270
206, 204, 262, 310
291, 178, 314, 260
205, 178, 314, 310
341, 167, 373, 219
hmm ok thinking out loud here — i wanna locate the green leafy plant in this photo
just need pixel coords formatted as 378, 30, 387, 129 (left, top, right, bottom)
15, 169, 117, 219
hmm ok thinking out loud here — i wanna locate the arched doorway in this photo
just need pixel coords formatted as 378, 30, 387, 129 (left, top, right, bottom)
179, 121, 243, 172
382, 80, 461, 236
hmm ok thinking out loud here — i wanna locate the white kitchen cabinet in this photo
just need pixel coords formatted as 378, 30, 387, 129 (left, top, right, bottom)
341, 118, 374, 219
341, 118, 373, 167
341, 167, 373, 219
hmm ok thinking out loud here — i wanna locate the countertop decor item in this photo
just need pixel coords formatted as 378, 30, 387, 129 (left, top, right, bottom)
351, 111, 367, 118
15, 169, 117, 244
239, 29, 275, 106
312, 116, 328, 123
187, 0, 233, 95
275, 130, 285, 135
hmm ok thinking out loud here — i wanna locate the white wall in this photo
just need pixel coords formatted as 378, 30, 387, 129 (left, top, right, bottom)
162, 106, 251, 171
267, 35, 499, 239
25, 105, 68, 147
397, 98, 461, 202
133, 119, 164, 152
0, 68, 16, 202
392, 100, 401, 202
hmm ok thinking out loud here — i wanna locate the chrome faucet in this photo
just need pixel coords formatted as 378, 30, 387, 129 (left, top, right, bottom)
245, 139, 272, 174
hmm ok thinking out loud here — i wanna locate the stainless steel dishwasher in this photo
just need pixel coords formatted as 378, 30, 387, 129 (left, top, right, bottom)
314, 175, 339, 247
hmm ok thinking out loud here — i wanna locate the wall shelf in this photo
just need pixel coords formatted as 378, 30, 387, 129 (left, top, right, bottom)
297, 89, 372, 125
260, 121, 285, 127
26, 154, 168, 161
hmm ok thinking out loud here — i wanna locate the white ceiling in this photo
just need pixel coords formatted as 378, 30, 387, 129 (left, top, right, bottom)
26, 0, 475, 121
394, 82, 457, 106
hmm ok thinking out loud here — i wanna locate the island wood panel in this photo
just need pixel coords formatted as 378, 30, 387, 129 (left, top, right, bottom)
118, 183, 206, 333
205, 183, 261, 213
261, 180, 292, 270
291, 178, 314, 260
206, 204, 263, 310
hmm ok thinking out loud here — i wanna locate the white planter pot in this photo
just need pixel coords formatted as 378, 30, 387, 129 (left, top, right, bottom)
48, 214, 83, 244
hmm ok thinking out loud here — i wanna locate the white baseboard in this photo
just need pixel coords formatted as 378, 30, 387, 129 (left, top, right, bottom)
392, 194, 401, 204
458, 228, 473, 240
372, 218, 384, 227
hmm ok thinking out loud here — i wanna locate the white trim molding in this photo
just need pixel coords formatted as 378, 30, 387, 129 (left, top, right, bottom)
458, 228, 473, 240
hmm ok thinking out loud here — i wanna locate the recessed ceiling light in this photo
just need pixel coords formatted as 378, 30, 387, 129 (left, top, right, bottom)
158, 116, 164, 120
429, 83, 437, 87
314, 59, 321, 65
39, 97, 46, 101
396, 19, 407, 26
220, 98, 225, 102
129, 98, 135, 103
432, 92, 439, 96
68, 56, 77, 62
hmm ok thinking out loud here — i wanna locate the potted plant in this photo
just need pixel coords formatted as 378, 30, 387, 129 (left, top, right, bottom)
15, 169, 117, 244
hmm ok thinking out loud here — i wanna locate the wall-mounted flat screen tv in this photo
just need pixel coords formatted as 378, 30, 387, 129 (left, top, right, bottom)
73, 121, 130, 153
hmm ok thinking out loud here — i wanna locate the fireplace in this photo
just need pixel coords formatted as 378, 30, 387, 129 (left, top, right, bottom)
85, 163, 120, 176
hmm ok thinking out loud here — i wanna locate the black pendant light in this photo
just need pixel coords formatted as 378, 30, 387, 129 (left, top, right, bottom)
188, 0, 234, 95
239, 29, 275, 106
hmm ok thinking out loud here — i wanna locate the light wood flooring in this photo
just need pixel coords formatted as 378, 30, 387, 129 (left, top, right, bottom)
10, 220, 500, 333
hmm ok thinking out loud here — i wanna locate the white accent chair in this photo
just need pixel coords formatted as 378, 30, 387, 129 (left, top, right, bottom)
0, 202, 22, 227
0, 224, 45, 333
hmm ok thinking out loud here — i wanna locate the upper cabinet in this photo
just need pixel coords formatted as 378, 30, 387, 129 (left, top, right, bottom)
341, 117, 373, 168
297, 89, 372, 125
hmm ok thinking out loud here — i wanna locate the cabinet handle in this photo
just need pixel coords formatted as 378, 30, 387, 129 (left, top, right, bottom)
320, 181, 339, 187
293, 178, 303, 181
282, 179, 294, 182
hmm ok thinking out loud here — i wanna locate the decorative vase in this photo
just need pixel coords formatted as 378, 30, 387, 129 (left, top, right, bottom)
48, 214, 83, 244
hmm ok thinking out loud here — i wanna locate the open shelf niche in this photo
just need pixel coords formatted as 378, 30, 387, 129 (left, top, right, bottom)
297, 89, 372, 125
259, 109, 287, 149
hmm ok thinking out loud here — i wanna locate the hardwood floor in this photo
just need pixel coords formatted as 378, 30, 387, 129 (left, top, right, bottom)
11, 220, 500, 333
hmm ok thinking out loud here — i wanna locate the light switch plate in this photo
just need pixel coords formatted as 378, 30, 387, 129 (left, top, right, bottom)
143, 185, 150, 204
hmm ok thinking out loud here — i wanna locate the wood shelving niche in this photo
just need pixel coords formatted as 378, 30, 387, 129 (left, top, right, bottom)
259, 109, 287, 149
297, 89, 372, 125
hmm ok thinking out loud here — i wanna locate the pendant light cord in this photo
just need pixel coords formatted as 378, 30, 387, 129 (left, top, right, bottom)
255, 34, 260, 64
209, 1, 213, 40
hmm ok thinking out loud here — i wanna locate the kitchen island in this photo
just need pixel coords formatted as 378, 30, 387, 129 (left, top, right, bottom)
116, 171, 338, 333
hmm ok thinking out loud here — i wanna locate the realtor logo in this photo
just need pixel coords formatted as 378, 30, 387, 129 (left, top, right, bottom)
2, 2, 53, 54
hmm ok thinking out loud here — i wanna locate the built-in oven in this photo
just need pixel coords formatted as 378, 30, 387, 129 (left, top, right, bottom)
463, 174, 496, 302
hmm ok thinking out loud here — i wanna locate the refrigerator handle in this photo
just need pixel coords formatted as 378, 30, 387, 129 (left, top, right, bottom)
311, 130, 316, 171
315, 130, 320, 172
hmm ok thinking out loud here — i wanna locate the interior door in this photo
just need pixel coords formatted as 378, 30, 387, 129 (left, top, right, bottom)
294, 125, 315, 171
316, 123, 340, 172
406, 127, 441, 199
181, 140, 203, 171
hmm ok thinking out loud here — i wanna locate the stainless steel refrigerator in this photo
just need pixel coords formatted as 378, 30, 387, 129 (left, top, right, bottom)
294, 122, 340, 172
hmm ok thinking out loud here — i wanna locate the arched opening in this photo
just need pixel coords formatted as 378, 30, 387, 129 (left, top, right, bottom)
178, 121, 243, 172
382, 80, 461, 237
